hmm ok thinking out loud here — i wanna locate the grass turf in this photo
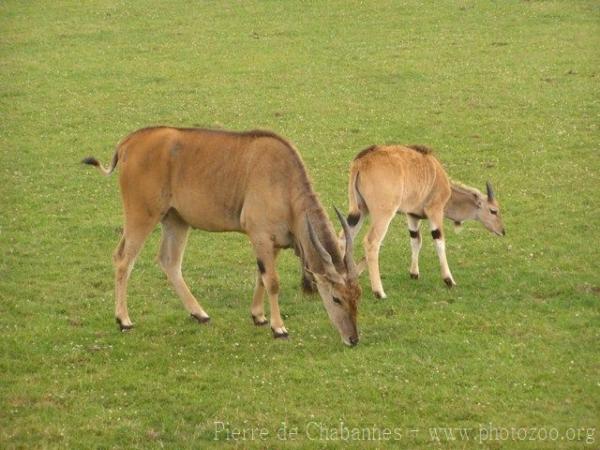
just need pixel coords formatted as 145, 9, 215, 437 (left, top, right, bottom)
1, 1, 598, 448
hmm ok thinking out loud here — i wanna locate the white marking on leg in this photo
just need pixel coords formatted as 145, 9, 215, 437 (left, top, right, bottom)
433, 235, 455, 285
407, 215, 422, 278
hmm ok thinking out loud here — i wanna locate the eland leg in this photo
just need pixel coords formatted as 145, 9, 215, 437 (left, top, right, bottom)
407, 215, 422, 280
113, 217, 158, 331
250, 236, 286, 338
363, 211, 395, 299
158, 210, 210, 323
251, 266, 268, 326
425, 208, 456, 287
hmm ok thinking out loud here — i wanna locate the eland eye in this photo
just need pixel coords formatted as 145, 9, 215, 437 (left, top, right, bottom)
490, 209, 498, 215
332, 296, 342, 305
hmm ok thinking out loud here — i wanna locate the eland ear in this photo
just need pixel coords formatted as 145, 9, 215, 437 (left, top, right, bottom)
334, 205, 358, 280
310, 272, 327, 286
304, 265, 344, 284
312, 271, 345, 286
473, 192, 483, 208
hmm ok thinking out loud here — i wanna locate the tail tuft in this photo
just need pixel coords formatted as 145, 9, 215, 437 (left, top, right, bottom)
347, 213, 361, 227
81, 157, 100, 166
80, 151, 118, 176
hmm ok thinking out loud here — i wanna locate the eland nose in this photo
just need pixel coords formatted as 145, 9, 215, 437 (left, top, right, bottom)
349, 335, 359, 347
502, 229, 506, 236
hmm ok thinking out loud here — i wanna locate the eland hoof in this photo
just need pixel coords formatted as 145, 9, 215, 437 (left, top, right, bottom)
443, 278, 456, 288
271, 327, 289, 339
373, 291, 387, 299
116, 318, 134, 332
191, 313, 211, 324
252, 315, 269, 326
410, 272, 419, 280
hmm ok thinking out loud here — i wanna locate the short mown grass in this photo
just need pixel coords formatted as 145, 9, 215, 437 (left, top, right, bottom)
1, 1, 598, 448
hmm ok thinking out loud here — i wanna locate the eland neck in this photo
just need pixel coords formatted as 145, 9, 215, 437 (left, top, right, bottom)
445, 183, 482, 223
291, 192, 344, 275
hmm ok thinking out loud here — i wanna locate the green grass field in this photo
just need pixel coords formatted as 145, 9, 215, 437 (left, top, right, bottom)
1, 1, 598, 448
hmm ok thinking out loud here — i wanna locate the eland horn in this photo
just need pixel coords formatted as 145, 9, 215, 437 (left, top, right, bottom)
334, 206, 357, 279
486, 181, 495, 201
306, 215, 333, 267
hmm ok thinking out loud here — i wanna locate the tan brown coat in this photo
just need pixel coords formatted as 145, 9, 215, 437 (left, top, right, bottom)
83, 127, 361, 345
343, 144, 504, 298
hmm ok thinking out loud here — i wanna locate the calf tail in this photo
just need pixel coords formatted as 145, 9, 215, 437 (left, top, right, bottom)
81, 150, 119, 176
346, 166, 368, 228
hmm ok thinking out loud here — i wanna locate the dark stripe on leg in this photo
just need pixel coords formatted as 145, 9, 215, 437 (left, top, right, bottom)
257, 259, 266, 274
431, 229, 442, 240
409, 230, 420, 239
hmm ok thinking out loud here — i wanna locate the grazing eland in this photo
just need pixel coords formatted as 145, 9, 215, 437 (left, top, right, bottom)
339, 144, 505, 298
82, 127, 361, 346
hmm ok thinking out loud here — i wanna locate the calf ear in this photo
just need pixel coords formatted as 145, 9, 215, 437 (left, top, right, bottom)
473, 193, 483, 208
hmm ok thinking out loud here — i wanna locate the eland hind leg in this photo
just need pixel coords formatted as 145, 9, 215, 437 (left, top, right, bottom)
113, 215, 159, 331
363, 209, 395, 299
158, 210, 210, 323
406, 215, 422, 280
